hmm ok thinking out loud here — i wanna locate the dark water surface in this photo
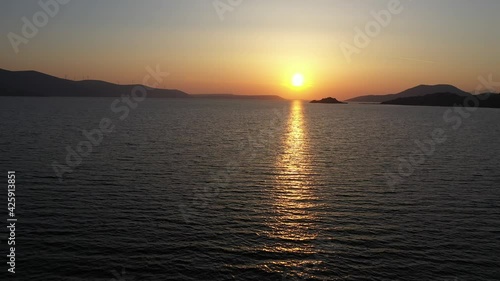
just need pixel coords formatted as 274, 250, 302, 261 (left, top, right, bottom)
1, 97, 499, 280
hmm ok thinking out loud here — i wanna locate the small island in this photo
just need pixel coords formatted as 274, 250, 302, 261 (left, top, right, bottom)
310, 97, 346, 104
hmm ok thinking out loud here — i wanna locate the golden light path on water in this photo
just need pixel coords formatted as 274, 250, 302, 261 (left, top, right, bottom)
260, 100, 323, 278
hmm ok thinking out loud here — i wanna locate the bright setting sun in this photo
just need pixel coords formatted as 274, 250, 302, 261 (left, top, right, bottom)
291, 73, 305, 87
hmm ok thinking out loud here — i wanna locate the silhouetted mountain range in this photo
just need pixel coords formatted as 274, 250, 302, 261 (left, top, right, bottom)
381, 92, 500, 108
0, 68, 188, 98
347, 84, 470, 103
0, 69, 284, 100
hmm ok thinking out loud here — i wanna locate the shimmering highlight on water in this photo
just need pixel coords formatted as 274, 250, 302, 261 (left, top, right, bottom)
0, 97, 499, 280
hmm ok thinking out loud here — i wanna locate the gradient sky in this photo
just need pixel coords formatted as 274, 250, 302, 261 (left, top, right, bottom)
1, 0, 499, 100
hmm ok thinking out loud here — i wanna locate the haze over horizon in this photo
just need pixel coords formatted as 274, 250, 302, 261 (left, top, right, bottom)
2, 0, 499, 100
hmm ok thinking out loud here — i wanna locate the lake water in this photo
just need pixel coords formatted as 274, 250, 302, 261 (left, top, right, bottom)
1, 97, 499, 280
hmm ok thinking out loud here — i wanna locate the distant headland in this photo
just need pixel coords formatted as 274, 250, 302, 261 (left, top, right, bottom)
0, 68, 284, 100
381, 92, 500, 108
2, 68, 499, 108
346, 84, 470, 103
347, 84, 500, 109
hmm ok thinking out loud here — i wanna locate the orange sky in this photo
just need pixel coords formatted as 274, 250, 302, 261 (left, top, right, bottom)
1, 1, 499, 100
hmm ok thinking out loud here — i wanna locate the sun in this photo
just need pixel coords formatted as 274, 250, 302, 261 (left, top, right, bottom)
291, 73, 304, 87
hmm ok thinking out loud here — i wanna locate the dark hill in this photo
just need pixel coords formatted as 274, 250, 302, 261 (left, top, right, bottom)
0, 68, 189, 98
381, 92, 500, 108
347, 84, 470, 103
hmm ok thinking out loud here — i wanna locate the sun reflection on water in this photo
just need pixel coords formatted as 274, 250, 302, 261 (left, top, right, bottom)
260, 100, 322, 277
